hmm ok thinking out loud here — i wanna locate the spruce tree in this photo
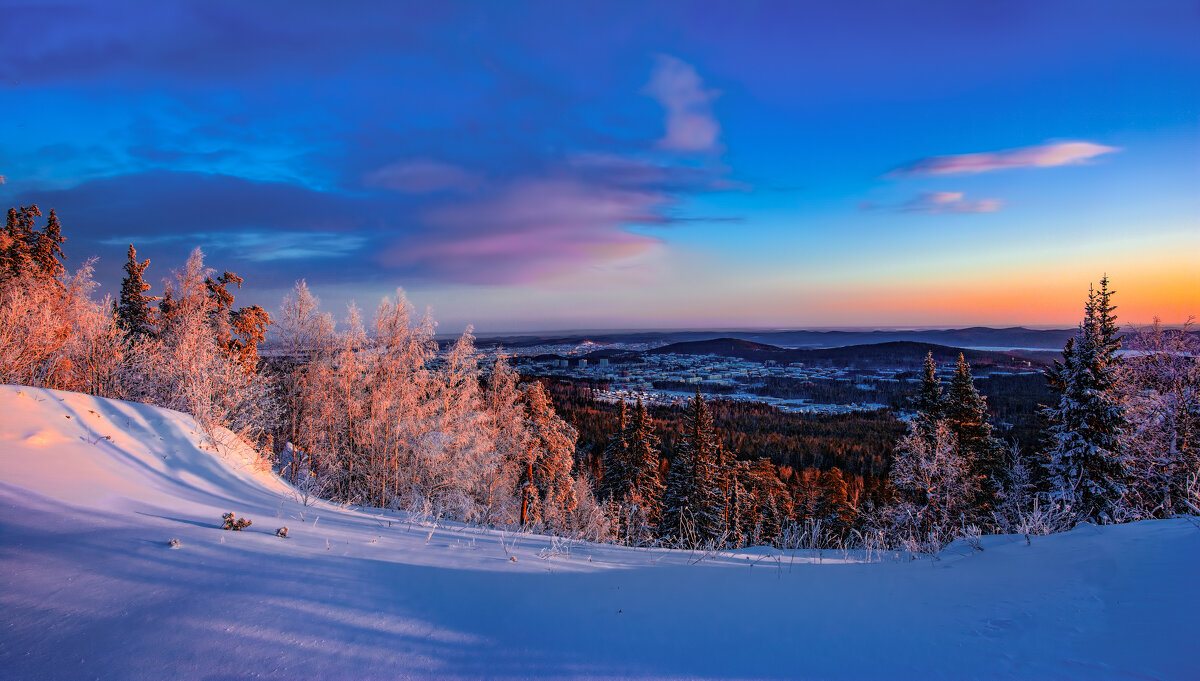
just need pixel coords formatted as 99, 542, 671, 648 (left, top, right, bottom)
518, 381, 578, 530
661, 390, 724, 544
814, 466, 856, 539
600, 400, 630, 503
724, 458, 751, 547
913, 352, 944, 449
2, 205, 40, 282
117, 244, 157, 339
944, 353, 1004, 521
230, 305, 272, 371
32, 209, 65, 279
626, 396, 665, 527
743, 458, 789, 546
157, 288, 177, 336
1042, 277, 1127, 522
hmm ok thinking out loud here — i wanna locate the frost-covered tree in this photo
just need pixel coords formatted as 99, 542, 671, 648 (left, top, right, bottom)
2, 205, 66, 284
0, 209, 124, 396
116, 244, 157, 339
888, 421, 973, 542
124, 249, 278, 445
0, 257, 124, 395
943, 353, 1004, 521
277, 285, 590, 531
913, 352, 944, 448
427, 328, 497, 520
600, 400, 631, 503
517, 381, 578, 530
626, 396, 665, 528
661, 391, 725, 545
278, 280, 335, 359
199, 269, 271, 373
1118, 318, 1200, 518
1, 206, 39, 283
32, 209, 65, 280
1042, 276, 1126, 522
481, 353, 526, 523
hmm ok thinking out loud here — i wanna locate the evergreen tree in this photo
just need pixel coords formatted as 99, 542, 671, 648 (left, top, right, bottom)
741, 458, 789, 546
913, 351, 944, 448
814, 466, 856, 539
710, 434, 740, 543
1042, 276, 1127, 522
661, 390, 725, 544
518, 381, 579, 530
157, 287, 177, 336
116, 244, 157, 339
32, 209, 65, 279
2, 206, 36, 281
1, 205, 61, 283
205, 270, 243, 312
229, 305, 272, 371
625, 396, 665, 527
944, 353, 1004, 521
600, 400, 630, 503
724, 458, 751, 546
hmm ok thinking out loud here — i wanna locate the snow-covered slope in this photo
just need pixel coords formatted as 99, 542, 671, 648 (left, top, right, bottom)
1, 385, 1197, 680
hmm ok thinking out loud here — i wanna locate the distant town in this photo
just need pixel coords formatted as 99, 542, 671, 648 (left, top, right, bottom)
474, 338, 1044, 416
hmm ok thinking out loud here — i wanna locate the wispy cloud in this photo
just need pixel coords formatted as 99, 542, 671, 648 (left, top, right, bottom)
890, 141, 1120, 176
644, 55, 722, 153
364, 159, 482, 194
900, 191, 1003, 214
861, 191, 1003, 214
384, 177, 668, 284
100, 230, 367, 261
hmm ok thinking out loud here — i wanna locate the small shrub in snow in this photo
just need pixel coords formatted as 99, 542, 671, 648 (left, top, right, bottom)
275, 527, 288, 538
961, 523, 984, 552
222, 512, 252, 530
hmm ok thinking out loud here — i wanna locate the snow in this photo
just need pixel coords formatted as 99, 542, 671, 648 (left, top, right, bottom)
2, 384, 1197, 680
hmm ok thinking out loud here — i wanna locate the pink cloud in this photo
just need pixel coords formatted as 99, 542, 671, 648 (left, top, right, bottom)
364, 159, 482, 194
380, 178, 667, 284
890, 141, 1120, 176
644, 55, 722, 153
900, 191, 1003, 214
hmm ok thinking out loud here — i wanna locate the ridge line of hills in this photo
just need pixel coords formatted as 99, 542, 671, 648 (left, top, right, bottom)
577, 338, 1053, 370
470, 326, 1082, 350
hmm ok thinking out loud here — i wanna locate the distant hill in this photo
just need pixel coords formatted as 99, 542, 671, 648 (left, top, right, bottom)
472, 326, 1081, 351
740, 327, 1078, 350
647, 338, 1047, 370
647, 337, 788, 358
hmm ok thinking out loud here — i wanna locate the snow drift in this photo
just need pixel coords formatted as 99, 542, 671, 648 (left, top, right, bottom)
1, 385, 1197, 680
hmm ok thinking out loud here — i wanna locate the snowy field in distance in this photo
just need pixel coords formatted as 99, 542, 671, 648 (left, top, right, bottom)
1, 385, 1197, 680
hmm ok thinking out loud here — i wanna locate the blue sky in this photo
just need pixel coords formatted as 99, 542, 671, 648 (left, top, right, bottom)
1, 1, 1196, 332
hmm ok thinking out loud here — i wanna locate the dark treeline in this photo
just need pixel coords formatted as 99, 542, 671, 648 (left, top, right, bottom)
660, 371, 1051, 453
544, 379, 901, 478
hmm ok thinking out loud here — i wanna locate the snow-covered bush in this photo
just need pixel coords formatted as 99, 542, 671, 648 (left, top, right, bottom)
222, 512, 252, 530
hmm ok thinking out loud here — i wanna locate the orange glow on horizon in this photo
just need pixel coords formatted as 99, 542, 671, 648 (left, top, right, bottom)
804, 263, 1198, 328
